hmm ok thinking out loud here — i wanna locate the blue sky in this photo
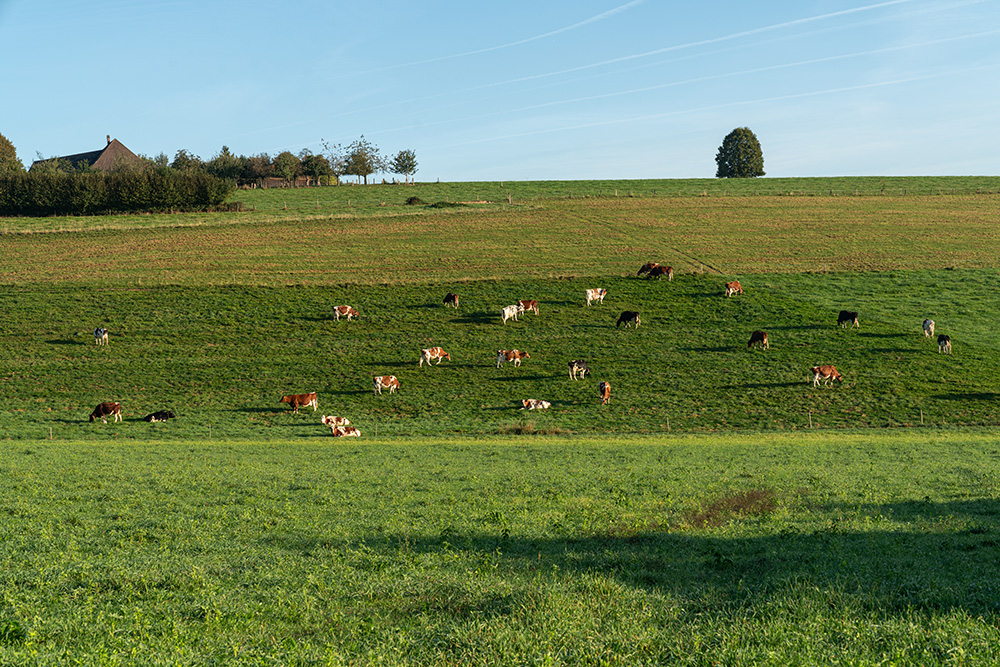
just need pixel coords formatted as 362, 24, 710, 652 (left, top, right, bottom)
2, 0, 997, 180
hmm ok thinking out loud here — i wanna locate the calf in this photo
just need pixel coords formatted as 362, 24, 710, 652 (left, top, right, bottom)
280, 392, 318, 413
142, 410, 176, 422
497, 349, 530, 368
598, 380, 611, 405
724, 281, 743, 297
501, 304, 524, 324
938, 334, 952, 354
333, 305, 359, 321
748, 330, 769, 350
647, 266, 673, 281
330, 425, 362, 437
94, 327, 109, 345
321, 415, 351, 430
585, 288, 607, 306
637, 262, 660, 276
616, 311, 640, 328
518, 299, 539, 315
89, 401, 122, 423
838, 310, 859, 329
568, 359, 591, 380
373, 375, 400, 395
443, 292, 460, 308
419, 346, 451, 367
520, 399, 551, 410
923, 319, 935, 338
811, 365, 843, 387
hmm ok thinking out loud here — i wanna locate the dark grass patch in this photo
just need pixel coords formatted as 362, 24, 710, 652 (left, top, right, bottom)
683, 489, 779, 529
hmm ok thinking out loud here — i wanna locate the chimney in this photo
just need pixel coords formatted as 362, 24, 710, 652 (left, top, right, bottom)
107, 135, 111, 145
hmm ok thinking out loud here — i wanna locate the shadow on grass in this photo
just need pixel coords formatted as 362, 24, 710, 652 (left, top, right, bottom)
679, 346, 733, 353
933, 392, 1000, 401
859, 332, 911, 339
45, 339, 83, 346
450, 311, 497, 325
735, 381, 806, 389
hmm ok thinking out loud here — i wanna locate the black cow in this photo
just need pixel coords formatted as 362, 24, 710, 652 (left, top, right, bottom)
616, 311, 641, 328
838, 310, 859, 329
143, 410, 176, 422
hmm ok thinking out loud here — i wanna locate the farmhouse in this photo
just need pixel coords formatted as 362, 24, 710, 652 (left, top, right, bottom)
30, 135, 145, 172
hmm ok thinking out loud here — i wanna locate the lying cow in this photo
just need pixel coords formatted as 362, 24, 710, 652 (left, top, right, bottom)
585, 288, 607, 306
373, 375, 400, 395
143, 410, 176, 422
568, 359, 591, 380
94, 327, 109, 345
616, 311, 640, 328
647, 266, 673, 281
838, 310, 859, 329
89, 401, 122, 423
598, 381, 611, 405
280, 392, 318, 412
331, 425, 361, 437
518, 299, 539, 315
811, 365, 843, 387
333, 305, 359, 321
501, 304, 524, 324
443, 292, 460, 308
724, 281, 743, 297
938, 334, 952, 354
748, 330, 769, 350
521, 399, 551, 410
321, 415, 351, 430
637, 262, 660, 276
497, 349, 530, 368
923, 319, 935, 338
419, 346, 451, 367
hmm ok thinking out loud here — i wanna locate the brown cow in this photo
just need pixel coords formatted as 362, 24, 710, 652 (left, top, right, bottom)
419, 346, 451, 366
520, 399, 551, 410
89, 401, 122, 423
598, 381, 611, 405
518, 299, 539, 315
647, 266, 673, 281
443, 292, 460, 308
330, 425, 362, 437
637, 262, 660, 276
724, 281, 743, 297
811, 366, 843, 387
333, 305, 359, 321
373, 375, 400, 395
748, 331, 769, 350
585, 288, 607, 306
321, 415, 351, 430
497, 349, 530, 368
280, 392, 318, 412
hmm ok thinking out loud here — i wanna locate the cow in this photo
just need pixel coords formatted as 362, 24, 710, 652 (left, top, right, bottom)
373, 375, 400, 395
419, 347, 451, 367
616, 311, 640, 328
938, 334, 952, 354
811, 365, 843, 387
568, 359, 591, 380
280, 392, 318, 413
497, 349, 530, 368
748, 331, 769, 350
838, 310, 859, 329
89, 401, 122, 423
647, 266, 673, 281
501, 304, 524, 324
333, 306, 359, 321
330, 425, 362, 437
923, 319, 935, 338
518, 299, 539, 315
585, 288, 607, 306
321, 415, 351, 430
724, 281, 743, 297
637, 262, 660, 276
94, 327, 109, 345
443, 292, 460, 308
520, 399, 551, 410
142, 410, 176, 422
598, 380, 611, 405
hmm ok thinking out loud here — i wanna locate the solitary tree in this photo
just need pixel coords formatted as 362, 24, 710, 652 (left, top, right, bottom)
389, 149, 418, 183
342, 135, 384, 184
715, 127, 765, 178
0, 132, 24, 175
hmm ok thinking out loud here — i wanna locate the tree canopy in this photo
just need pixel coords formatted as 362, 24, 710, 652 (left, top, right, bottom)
0, 132, 25, 175
343, 136, 384, 185
389, 149, 418, 183
715, 127, 765, 178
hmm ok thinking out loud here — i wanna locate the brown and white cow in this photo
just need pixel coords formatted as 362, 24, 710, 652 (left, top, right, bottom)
373, 375, 400, 395
443, 292, 460, 308
568, 359, 591, 380
497, 349, 530, 368
419, 346, 451, 367
923, 319, 935, 338
938, 334, 952, 354
94, 327, 109, 345
811, 365, 843, 387
518, 299, 539, 315
637, 262, 660, 276
585, 288, 607, 306
330, 425, 362, 437
89, 401, 122, 423
280, 392, 318, 412
616, 311, 640, 328
838, 310, 859, 329
520, 399, 551, 410
501, 304, 524, 324
724, 281, 743, 297
647, 266, 673, 281
333, 305, 359, 321
321, 415, 351, 431
748, 330, 769, 350
598, 381, 611, 405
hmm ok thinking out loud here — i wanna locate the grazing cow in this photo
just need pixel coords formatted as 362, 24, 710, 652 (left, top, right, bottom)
938, 334, 952, 354
331, 425, 362, 437
598, 381, 611, 405
748, 330, 769, 350
501, 304, 524, 324
520, 399, 551, 410
333, 305, 359, 321
647, 266, 674, 281
811, 365, 843, 387
724, 281, 743, 297
443, 292, 460, 308
419, 346, 451, 367
585, 288, 607, 306
568, 359, 591, 380
838, 310, 859, 329
637, 262, 660, 276
616, 311, 640, 328
373, 375, 400, 395
94, 327, 109, 345
143, 410, 176, 423
280, 392, 318, 413
497, 349, 530, 368
923, 319, 935, 338
89, 401, 122, 423
518, 299, 540, 315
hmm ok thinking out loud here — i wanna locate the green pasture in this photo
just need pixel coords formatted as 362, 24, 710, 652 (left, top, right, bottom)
2, 432, 1000, 664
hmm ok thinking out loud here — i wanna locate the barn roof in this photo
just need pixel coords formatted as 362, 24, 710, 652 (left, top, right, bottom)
30, 137, 144, 172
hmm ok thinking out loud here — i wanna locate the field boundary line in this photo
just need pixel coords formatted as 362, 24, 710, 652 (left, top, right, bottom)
671, 247, 725, 275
